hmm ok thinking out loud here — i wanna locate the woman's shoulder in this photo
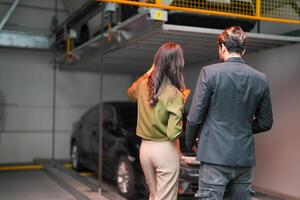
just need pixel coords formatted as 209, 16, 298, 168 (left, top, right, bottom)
165, 82, 190, 103
139, 76, 150, 88
163, 82, 183, 100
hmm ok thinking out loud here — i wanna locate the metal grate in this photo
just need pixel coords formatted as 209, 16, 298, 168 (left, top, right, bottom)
167, 0, 256, 16
98, 0, 300, 24
261, 0, 300, 20
60, 12, 300, 73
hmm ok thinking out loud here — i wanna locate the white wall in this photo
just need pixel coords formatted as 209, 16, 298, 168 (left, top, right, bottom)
246, 43, 300, 199
0, 0, 70, 34
250, 20, 300, 35
0, 48, 132, 164
184, 43, 300, 199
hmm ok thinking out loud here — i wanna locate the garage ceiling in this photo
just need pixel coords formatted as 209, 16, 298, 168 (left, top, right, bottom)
0, 0, 89, 49
0, 0, 90, 36
1, 1, 300, 67
60, 12, 300, 74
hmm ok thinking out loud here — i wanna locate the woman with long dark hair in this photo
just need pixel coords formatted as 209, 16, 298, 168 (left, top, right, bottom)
127, 42, 189, 200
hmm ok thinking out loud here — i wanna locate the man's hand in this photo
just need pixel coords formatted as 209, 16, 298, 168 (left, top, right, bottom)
192, 145, 198, 153
192, 138, 199, 153
185, 120, 201, 150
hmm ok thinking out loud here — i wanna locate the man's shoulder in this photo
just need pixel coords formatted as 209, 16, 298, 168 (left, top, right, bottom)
203, 62, 267, 81
201, 62, 224, 76
242, 63, 268, 82
202, 62, 223, 71
201, 62, 233, 80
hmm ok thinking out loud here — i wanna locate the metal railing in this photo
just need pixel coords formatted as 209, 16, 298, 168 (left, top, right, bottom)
96, 0, 300, 24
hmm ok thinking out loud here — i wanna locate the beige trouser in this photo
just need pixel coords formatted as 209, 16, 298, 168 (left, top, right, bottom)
140, 140, 180, 200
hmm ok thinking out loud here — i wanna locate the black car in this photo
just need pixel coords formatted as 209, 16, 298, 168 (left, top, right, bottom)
70, 101, 200, 198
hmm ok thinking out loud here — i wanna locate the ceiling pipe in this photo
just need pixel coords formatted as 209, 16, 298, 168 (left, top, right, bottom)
0, 0, 21, 30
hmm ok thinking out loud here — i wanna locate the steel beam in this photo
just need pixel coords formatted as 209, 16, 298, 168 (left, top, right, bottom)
0, 0, 21, 30
60, 0, 74, 14
0, 30, 50, 49
59, 9, 300, 72
0, 1, 69, 13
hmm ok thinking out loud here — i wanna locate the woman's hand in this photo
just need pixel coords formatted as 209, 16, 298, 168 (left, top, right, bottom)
146, 64, 155, 76
128, 65, 154, 101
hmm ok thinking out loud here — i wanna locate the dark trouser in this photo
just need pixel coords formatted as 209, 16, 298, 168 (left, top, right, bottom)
195, 162, 253, 200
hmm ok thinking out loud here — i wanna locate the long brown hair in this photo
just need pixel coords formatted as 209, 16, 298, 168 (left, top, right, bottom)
148, 42, 185, 107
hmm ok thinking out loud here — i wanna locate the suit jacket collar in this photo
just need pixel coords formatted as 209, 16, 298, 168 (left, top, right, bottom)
225, 57, 245, 63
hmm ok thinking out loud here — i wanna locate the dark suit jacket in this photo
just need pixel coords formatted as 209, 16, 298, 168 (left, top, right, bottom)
185, 57, 273, 167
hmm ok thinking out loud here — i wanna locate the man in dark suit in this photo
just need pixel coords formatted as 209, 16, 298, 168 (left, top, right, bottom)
185, 26, 273, 200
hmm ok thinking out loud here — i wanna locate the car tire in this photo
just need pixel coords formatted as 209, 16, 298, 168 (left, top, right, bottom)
71, 142, 85, 171
116, 156, 136, 198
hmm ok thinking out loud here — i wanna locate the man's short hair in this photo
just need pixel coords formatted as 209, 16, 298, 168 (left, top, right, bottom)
217, 26, 247, 54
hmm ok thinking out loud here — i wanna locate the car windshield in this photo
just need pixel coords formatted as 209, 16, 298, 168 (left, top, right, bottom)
117, 103, 137, 128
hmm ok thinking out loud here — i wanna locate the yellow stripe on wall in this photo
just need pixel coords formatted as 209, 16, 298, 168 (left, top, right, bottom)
79, 172, 97, 177
64, 163, 72, 169
0, 165, 44, 171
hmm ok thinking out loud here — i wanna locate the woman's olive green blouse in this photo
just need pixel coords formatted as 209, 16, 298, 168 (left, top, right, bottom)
127, 73, 189, 141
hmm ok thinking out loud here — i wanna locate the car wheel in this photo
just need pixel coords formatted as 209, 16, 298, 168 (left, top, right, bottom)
116, 156, 136, 198
71, 142, 84, 171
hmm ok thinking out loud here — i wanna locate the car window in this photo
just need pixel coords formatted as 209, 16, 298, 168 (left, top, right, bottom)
118, 103, 137, 128
103, 105, 115, 123
85, 106, 99, 125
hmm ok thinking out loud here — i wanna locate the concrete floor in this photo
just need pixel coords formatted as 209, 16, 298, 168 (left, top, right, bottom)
0, 164, 109, 200
254, 193, 285, 200
0, 164, 284, 200
0, 170, 76, 200
82, 173, 284, 200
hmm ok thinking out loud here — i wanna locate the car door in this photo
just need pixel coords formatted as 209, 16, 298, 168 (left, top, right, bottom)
90, 105, 118, 167
90, 106, 100, 162
80, 106, 98, 164
76, 109, 94, 158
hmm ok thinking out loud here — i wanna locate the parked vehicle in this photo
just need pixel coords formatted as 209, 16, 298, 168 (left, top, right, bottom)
55, 0, 256, 48
70, 101, 200, 198
86, 0, 256, 42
